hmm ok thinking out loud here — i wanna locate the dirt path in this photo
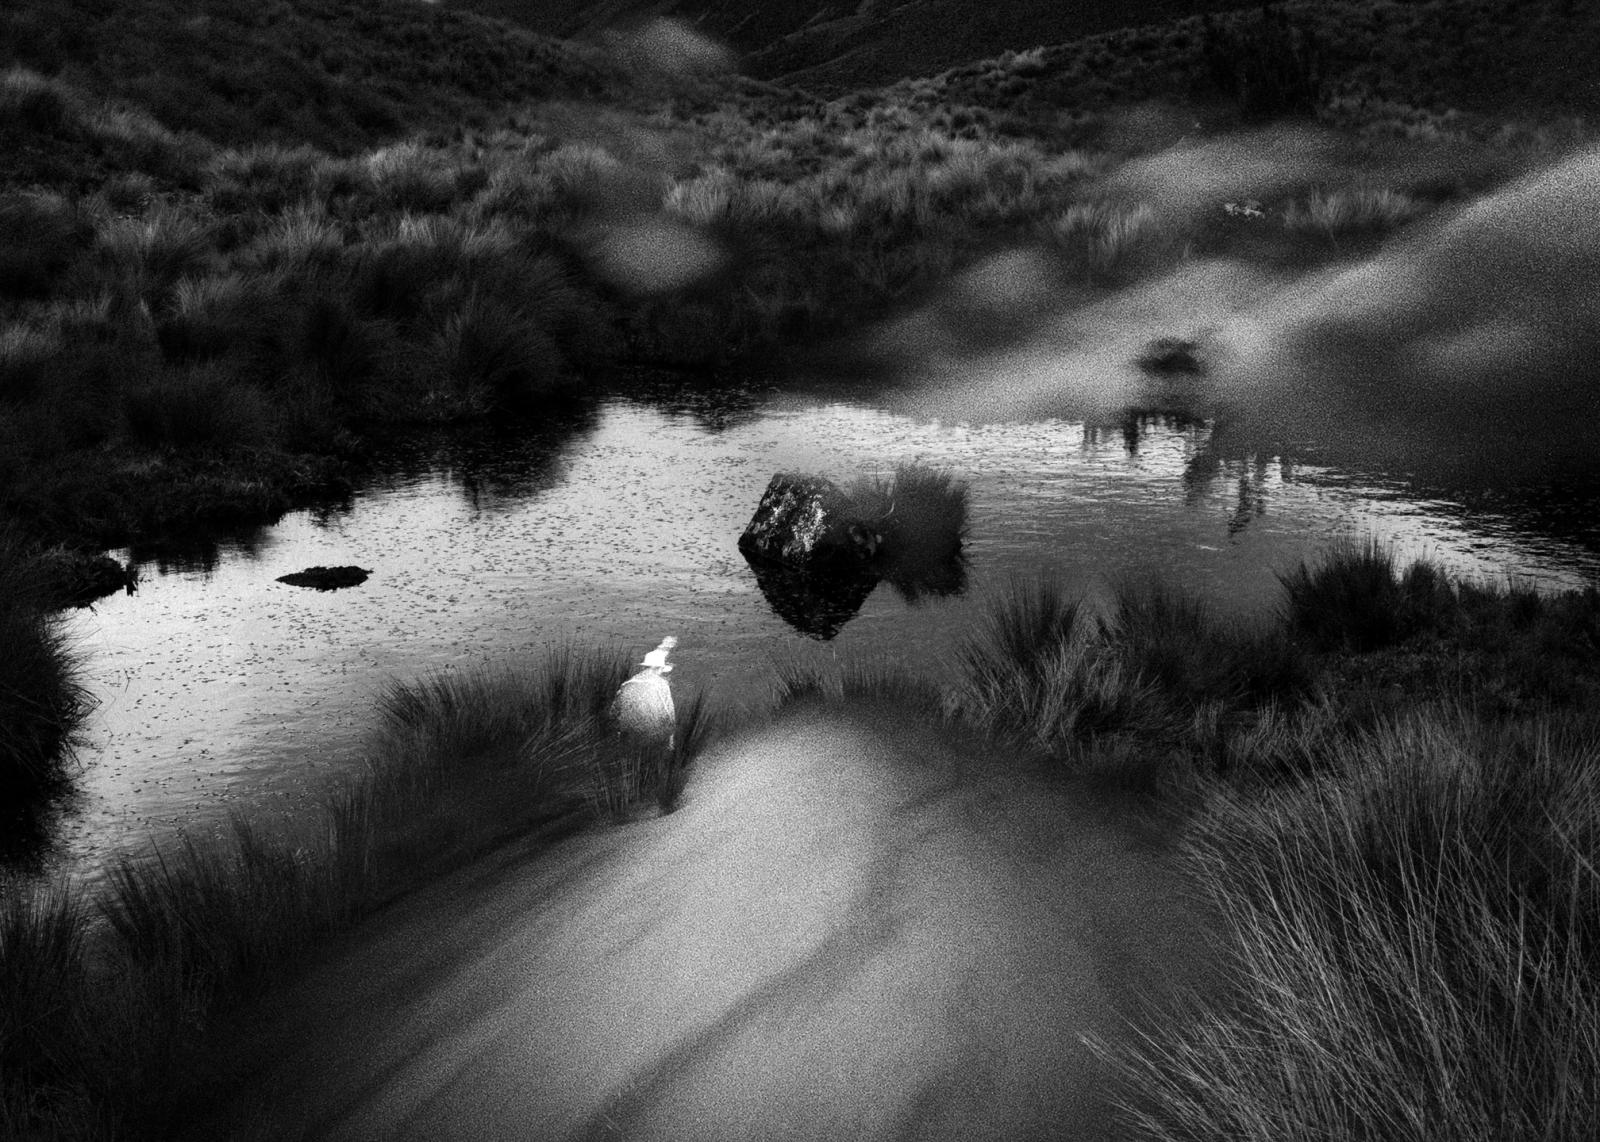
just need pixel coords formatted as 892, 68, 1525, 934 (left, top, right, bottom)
195, 704, 1224, 1141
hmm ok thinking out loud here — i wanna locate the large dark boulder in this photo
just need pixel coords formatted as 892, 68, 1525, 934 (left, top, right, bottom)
739, 473, 883, 639
737, 473, 881, 571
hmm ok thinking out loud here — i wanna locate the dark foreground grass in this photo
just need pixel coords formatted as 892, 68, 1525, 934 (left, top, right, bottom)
0, 644, 716, 1140
0, 526, 94, 807
954, 552, 1600, 1139
5, 548, 1598, 1139
1097, 704, 1600, 1141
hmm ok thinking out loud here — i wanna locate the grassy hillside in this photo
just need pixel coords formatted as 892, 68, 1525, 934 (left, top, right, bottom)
0, 0, 623, 162
0, 0, 1592, 559
443, 0, 1266, 90
443, 0, 1600, 111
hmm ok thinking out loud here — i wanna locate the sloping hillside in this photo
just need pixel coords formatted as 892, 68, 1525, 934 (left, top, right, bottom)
445, 0, 1266, 89
0, 0, 625, 156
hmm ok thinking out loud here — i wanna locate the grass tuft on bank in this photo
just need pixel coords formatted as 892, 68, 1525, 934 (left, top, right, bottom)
1100, 703, 1600, 1141
0, 643, 715, 1139
0, 527, 94, 806
4, 551, 1600, 1137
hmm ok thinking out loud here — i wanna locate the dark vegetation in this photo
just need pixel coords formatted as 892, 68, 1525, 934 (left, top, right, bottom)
849, 461, 971, 600
1, 0, 1592, 564
5, 549, 1598, 1137
1, 644, 713, 1140
1, 0, 1597, 1133
0, 529, 94, 815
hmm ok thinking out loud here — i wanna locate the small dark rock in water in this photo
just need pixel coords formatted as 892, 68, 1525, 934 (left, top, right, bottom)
1135, 336, 1205, 376
276, 566, 371, 590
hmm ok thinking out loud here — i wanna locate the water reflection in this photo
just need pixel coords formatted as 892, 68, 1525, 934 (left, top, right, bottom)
36, 387, 1600, 887
742, 555, 880, 640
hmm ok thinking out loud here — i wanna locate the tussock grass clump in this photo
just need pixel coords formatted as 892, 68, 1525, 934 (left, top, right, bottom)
1, 642, 718, 1136
0, 879, 97, 1140
849, 462, 970, 601
1278, 538, 1455, 652
1284, 184, 1421, 244
0, 66, 81, 136
427, 293, 570, 416
957, 576, 1319, 758
770, 660, 949, 716
95, 205, 217, 307
1105, 704, 1600, 1141
0, 527, 94, 803
1042, 199, 1179, 283
0, 191, 91, 299
955, 578, 1167, 748
122, 365, 275, 454
1109, 578, 1317, 710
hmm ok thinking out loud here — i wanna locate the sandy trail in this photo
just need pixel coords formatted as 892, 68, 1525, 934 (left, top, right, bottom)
196, 705, 1222, 1141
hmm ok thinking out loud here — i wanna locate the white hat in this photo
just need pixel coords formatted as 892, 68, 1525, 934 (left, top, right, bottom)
641, 636, 678, 670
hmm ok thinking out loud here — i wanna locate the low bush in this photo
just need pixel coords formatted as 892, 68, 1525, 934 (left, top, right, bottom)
849, 462, 970, 601
0, 192, 91, 299
122, 365, 275, 454
1105, 704, 1600, 1141
1200, 3, 1327, 120
1278, 538, 1456, 653
0, 526, 94, 804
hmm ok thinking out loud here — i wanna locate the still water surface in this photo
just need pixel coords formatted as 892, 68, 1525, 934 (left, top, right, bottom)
50, 376, 1600, 884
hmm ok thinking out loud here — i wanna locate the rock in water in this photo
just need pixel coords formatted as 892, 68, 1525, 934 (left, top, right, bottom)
738, 473, 879, 570
276, 566, 371, 590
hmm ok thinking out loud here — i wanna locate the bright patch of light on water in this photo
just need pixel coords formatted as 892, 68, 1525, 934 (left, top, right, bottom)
51, 391, 1600, 886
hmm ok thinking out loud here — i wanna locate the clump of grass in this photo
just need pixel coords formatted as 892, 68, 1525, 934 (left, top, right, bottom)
1103, 703, 1600, 1140
1284, 184, 1421, 245
954, 578, 1167, 749
1042, 199, 1177, 283
0, 879, 97, 1140
1109, 577, 1317, 711
1278, 538, 1456, 653
0, 191, 91, 299
122, 364, 275, 454
0, 526, 94, 804
770, 660, 948, 716
0, 66, 81, 135
849, 461, 970, 601
426, 292, 572, 417
2, 641, 723, 1136
95, 204, 217, 308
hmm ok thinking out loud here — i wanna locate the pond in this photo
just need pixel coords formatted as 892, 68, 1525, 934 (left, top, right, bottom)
39, 364, 1600, 888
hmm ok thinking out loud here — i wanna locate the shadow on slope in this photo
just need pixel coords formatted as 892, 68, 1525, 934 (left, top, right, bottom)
188, 700, 1224, 1142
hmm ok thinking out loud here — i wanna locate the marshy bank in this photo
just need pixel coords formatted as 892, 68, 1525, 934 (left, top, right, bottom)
5, 548, 1599, 1139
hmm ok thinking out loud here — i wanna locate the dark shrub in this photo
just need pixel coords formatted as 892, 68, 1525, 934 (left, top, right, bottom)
1109, 578, 1315, 708
849, 463, 970, 602
1201, 4, 1326, 120
123, 364, 275, 453
431, 293, 571, 415
1279, 540, 1456, 653
0, 193, 90, 299
0, 526, 94, 802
